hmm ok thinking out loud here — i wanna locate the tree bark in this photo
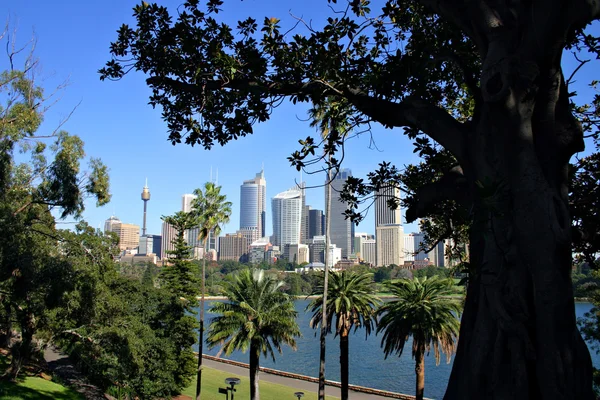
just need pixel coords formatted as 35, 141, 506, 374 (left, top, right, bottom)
318, 157, 332, 400
250, 341, 260, 400
443, 54, 594, 399
415, 348, 425, 400
195, 248, 206, 400
340, 331, 349, 400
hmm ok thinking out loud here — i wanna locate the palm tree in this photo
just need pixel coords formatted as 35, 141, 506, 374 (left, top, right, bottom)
377, 276, 461, 400
206, 269, 301, 400
191, 182, 232, 400
306, 270, 380, 400
308, 99, 353, 400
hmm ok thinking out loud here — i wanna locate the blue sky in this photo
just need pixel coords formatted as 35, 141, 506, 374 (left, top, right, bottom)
5, 1, 598, 238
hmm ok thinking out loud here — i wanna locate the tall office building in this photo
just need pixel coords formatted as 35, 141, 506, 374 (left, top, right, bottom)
218, 233, 248, 261
362, 239, 377, 266
376, 224, 405, 267
104, 215, 121, 234
161, 221, 177, 260
308, 209, 324, 239
139, 234, 162, 256
325, 168, 354, 258
404, 232, 427, 261
240, 169, 267, 243
272, 187, 303, 248
182, 193, 197, 213
301, 204, 310, 244
375, 183, 404, 266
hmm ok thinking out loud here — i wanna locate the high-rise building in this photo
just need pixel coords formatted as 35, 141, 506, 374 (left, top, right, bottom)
138, 234, 162, 257
105, 217, 140, 251
375, 184, 401, 225
308, 209, 324, 239
288, 243, 310, 264
240, 169, 267, 243
362, 239, 377, 266
307, 235, 326, 264
325, 168, 354, 258
181, 194, 197, 213
141, 179, 151, 236
272, 187, 303, 247
428, 241, 445, 267
300, 204, 310, 244
376, 224, 405, 267
375, 183, 403, 266
161, 221, 177, 260
249, 237, 271, 264
218, 233, 248, 261
404, 232, 427, 261
104, 215, 121, 234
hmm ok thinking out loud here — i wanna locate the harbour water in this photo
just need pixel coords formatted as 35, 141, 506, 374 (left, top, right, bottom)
197, 300, 599, 400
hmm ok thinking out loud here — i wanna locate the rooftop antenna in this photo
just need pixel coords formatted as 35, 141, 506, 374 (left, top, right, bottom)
216, 168, 219, 185
210, 165, 213, 183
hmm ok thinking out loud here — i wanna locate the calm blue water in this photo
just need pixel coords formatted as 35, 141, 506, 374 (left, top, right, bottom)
195, 300, 599, 400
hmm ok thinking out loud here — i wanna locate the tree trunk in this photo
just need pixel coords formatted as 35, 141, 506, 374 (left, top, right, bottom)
0, 302, 12, 348
7, 315, 33, 380
195, 249, 206, 400
340, 331, 349, 400
415, 347, 425, 400
318, 158, 332, 400
444, 56, 594, 399
250, 341, 260, 400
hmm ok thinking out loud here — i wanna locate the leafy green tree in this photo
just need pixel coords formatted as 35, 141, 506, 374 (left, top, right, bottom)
190, 182, 231, 400
373, 267, 392, 283
1, 36, 110, 378
101, 1, 600, 397
207, 269, 300, 400
377, 277, 461, 400
307, 270, 380, 400
159, 211, 200, 391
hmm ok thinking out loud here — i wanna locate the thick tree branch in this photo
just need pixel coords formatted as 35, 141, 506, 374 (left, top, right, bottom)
344, 90, 467, 162
148, 76, 468, 162
405, 166, 468, 223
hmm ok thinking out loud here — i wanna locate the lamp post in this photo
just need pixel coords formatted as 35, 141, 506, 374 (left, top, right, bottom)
294, 392, 305, 400
225, 377, 240, 400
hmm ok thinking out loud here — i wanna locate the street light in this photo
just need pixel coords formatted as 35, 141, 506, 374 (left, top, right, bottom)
225, 377, 240, 400
294, 392, 305, 400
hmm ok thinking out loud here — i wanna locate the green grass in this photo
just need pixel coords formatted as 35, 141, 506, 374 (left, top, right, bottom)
0, 376, 84, 400
183, 367, 338, 400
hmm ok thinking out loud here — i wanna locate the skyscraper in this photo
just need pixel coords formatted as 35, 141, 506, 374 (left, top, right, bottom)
107, 222, 140, 252
326, 168, 354, 258
375, 183, 404, 266
272, 187, 303, 248
218, 233, 248, 261
308, 209, 324, 239
181, 193, 196, 213
240, 169, 267, 242
161, 221, 177, 260
104, 215, 121, 234
141, 179, 151, 236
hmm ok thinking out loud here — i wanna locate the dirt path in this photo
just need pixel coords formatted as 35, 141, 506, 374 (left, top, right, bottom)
44, 346, 108, 400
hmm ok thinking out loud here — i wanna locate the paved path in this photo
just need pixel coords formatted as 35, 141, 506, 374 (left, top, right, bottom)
44, 346, 108, 400
202, 358, 390, 400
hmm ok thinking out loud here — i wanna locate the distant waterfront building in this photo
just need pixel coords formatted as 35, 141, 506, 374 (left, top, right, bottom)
354, 232, 370, 259
376, 224, 405, 267
361, 239, 376, 266
272, 187, 303, 247
249, 237, 271, 264
161, 221, 178, 260
428, 241, 445, 267
327, 244, 342, 268
237, 227, 259, 251
288, 243, 310, 264
105, 218, 140, 252
240, 169, 267, 243
326, 168, 354, 258
308, 209, 324, 239
218, 233, 248, 262
307, 235, 326, 264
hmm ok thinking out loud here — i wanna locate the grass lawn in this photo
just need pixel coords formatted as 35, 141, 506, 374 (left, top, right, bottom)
0, 376, 84, 400
183, 367, 338, 400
